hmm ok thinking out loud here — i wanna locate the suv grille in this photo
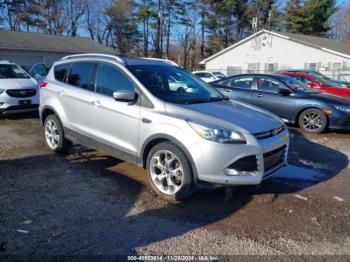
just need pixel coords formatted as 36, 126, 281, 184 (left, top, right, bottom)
254, 125, 284, 140
6, 89, 36, 98
263, 146, 286, 172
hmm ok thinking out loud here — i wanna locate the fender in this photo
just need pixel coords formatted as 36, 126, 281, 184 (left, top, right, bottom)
139, 134, 199, 182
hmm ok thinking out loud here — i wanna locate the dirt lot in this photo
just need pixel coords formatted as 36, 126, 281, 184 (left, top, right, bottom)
0, 114, 350, 256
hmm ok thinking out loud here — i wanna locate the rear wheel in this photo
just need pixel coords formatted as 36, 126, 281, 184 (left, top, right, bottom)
146, 142, 194, 202
44, 114, 72, 154
298, 108, 327, 134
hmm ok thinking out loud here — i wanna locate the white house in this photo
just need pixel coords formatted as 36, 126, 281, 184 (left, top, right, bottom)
199, 30, 350, 78
0, 30, 115, 67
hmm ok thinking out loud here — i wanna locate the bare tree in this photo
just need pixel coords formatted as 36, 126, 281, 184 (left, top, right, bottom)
332, 3, 350, 41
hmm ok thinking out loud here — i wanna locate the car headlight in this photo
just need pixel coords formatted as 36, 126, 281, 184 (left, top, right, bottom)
188, 121, 246, 144
0, 89, 5, 94
334, 105, 350, 113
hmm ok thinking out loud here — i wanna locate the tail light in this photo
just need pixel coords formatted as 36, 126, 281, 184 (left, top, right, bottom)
40, 81, 48, 88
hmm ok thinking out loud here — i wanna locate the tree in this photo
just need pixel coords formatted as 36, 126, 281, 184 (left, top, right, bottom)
136, 0, 152, 57
106, 0, 139, 55
332, 3, 350, 40
285, 0, 337, 36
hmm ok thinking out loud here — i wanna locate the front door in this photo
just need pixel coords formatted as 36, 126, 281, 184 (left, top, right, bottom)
88, 63, 141, 157
250, 76, 296, 121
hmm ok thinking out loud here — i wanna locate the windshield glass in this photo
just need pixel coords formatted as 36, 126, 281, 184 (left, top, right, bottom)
127, 64, 225, 104
213, 72, 226, 78
0, 64, 30, 79
310, 74, 336, 87
277, 75, 318, 93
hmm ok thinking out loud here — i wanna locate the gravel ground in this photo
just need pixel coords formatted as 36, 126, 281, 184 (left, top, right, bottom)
0, 114, 350, 257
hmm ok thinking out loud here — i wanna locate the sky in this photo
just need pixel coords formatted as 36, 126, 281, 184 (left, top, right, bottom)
279, 0, 347, 8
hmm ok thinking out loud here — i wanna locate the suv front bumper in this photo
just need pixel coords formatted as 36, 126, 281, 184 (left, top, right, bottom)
189, 129, 289, 185
0, 90, 39, 115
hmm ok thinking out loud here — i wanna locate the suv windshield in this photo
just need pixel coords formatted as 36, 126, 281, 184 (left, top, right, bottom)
277, 75, 317, 93
0, 64, 30, 79
127, 64, 226, 104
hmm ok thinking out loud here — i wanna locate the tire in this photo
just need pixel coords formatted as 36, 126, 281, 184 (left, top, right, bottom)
146, 142, 195, 202
44, 114, 72, 154
298, 108, 327, 134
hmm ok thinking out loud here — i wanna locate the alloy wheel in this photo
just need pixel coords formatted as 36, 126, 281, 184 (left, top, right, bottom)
301, 111, 324, 132
149, 150, 184, 195
45, 119, 60, 150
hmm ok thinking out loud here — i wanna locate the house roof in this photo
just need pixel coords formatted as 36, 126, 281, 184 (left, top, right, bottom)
0, 30, 115, 54
200, 30, 350, 64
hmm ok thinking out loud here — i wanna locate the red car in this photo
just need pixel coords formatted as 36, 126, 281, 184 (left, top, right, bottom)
278, 72, 350, 99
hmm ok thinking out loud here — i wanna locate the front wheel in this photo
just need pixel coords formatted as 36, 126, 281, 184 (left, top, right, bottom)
146, 142, 194, 202
298, 108, 327, 134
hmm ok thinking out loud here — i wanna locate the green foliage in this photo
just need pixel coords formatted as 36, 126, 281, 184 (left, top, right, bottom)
285, 0, 338, 36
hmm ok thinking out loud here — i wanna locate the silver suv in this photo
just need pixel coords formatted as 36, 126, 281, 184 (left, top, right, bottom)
39, 54, 289, 201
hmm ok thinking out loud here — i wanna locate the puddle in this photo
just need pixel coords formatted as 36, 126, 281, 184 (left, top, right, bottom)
272, 165, 330, 188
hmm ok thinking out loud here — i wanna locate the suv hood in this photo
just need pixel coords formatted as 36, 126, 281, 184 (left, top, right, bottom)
0, 78, 38, 90
165, 99, 284, 134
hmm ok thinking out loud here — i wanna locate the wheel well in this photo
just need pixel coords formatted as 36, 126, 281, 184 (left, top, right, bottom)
142, 138, 169, 168
41, 108, 56, 125
296, 107, 328, 127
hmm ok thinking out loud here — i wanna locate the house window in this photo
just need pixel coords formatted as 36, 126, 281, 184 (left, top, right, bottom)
333, 63, 342, 71
265, 63, 278, 72
308, 63, 317, 71
248, 63, 260, 73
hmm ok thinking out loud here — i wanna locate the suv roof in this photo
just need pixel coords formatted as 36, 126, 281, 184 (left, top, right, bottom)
60, 53, 178, 66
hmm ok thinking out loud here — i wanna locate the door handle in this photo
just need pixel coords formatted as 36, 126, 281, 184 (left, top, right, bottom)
91, 100, 101, 107
256, 93, 264, 97
225, 89, 231, 92
58, 90, 65, 96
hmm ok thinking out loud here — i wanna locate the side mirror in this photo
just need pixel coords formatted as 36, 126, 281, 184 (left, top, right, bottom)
278, 88, 291, 96
113, 90, 136, 102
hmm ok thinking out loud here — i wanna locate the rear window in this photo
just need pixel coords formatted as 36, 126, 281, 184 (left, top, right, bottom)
54, 63, 71, 82
67, 62, 95, 90
0, 64, 30, 79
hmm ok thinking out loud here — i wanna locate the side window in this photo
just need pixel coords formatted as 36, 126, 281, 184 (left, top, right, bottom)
95, 64, 134, 97
256, 77, 283, 93
54, 63, 71, 82
220, 77, 253, 90
296, 76, 311, 85
67, 62, 95, 90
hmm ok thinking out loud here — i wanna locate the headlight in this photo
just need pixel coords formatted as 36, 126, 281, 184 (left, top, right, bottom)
0, 89, 5, 94
334, 105, 350, 113
188, 121, 246, 144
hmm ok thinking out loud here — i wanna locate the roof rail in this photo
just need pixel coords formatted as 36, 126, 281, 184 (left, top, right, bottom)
141, 57, 179, 66
61, 53, 124, 64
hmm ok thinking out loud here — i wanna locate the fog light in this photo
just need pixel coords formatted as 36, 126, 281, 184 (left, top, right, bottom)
224, 169, 254, 176
0, 102, 4, 106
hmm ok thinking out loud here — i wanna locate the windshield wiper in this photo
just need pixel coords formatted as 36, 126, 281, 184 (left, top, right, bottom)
185, 96, 229, 104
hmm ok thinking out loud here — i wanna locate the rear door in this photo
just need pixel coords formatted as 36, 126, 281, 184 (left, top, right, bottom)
88, 62, 141, 157
249, 76, 296, 121
59, 62, 96, 135
214, 76, 255, 102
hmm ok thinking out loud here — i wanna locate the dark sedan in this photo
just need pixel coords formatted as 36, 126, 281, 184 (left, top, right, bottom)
211, 74, 350, 133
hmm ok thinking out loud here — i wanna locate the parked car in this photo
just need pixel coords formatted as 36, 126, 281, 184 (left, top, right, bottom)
0, 61, 39, 115
39, 54, 289, 201
211, 73, 350, 133
278, 71, 350, 99
192, 71, 220, 82
278, 69, 350, 88
22, 63, 49, 83
212, 71, 227, 79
